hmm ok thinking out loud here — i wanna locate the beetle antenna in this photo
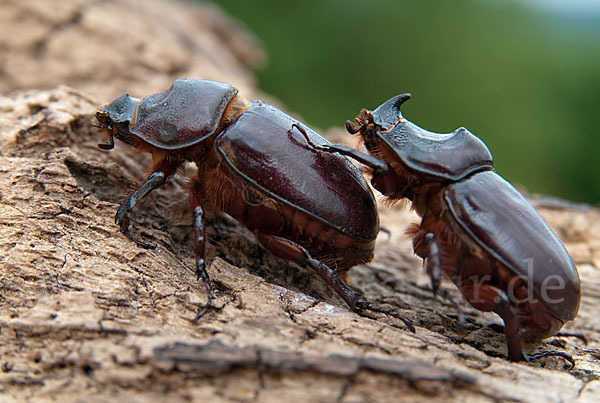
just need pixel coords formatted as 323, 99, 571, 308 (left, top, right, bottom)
346, 120, 362, 134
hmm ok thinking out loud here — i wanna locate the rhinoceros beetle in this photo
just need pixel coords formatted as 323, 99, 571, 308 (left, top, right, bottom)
308, 94, 581, 364
95, 79, 413, 329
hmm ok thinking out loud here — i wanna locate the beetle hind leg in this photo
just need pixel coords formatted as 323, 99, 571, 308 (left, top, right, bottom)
487, 286, 528, 362
255, 233, 414, 332
553, 332, 588, 345
466, 284, 576, 367
528, 351, 575, 370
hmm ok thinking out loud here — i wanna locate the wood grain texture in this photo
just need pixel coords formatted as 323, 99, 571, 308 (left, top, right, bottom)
1, 1, 600, 402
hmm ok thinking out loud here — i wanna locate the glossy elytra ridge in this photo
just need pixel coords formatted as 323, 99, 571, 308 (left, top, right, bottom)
343, 93, 581, 364
96, 79, 413, 329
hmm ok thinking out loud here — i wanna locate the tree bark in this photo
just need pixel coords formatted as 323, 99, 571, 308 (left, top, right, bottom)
1, 1, 600, 402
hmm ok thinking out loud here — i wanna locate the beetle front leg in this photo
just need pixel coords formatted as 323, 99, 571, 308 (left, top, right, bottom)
414, 231, 465, 325
116, 171, 167, 249
290, 123, 390, 176
191, 205, 216, 321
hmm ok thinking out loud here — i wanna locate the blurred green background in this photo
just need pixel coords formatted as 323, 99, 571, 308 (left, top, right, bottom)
206, 0, 600, 204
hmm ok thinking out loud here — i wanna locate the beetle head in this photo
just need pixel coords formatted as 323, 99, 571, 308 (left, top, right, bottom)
345, 93, 411, 155
346, 93, 411, 135
95, 93, 139, 150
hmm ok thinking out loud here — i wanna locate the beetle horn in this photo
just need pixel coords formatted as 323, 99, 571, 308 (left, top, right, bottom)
372, 93, 411, 127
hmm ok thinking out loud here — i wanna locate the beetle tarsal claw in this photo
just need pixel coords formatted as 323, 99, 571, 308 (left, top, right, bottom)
115, 209, 157, 249
527, 351, 576, 370
191, 295, 222, 322
435, 287, 466, 329
122, 228, 157, 250
355, 300, 415, 333
554, 332, 588, 345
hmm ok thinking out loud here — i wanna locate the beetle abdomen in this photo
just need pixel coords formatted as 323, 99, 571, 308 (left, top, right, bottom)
216, 101, 379, 242
444, 171, 581, 321
194, 162, 376, 272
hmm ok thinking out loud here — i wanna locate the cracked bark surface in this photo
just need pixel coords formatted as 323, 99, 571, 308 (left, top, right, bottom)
2, 0, 600, 402
2, 89, 600, 403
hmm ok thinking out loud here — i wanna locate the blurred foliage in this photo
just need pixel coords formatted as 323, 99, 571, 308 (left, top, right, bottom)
206, 0, 600, 204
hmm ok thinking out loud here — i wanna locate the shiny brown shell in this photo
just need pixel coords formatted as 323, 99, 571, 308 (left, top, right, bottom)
101, 79, 238, 149
216, 101, 379, 241
445, 171, 581, 321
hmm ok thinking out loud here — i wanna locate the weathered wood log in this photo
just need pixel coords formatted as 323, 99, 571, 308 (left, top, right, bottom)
1, 0, 599, 401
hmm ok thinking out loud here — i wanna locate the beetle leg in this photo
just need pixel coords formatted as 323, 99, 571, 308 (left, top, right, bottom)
255, 233, 414, 332
255, 233, 362, 306
494, 294, 575, 368
522, 333, 582, 369
528, 351, 575, 370
191, 205, 216, 321
422, 233, 441, 296
116, 171, 166, 249
354, 300, 415, 332
415, 233, 466, 325
554, 332, 588, 345
290, 123, 390, 175
464, 282, 574, 365
325, 143, 390, 176
460, 282, 549, 361
487, 286, 527, 362
435, 288, 466, 327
